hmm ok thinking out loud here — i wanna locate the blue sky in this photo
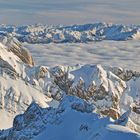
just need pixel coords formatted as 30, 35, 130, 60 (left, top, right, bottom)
0, 0, 140, 25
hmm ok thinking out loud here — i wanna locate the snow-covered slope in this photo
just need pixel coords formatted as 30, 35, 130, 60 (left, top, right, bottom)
0, 40, 53, 129
0, 23, 140, 44
0, 36, 140, 139
1, 96, 140, 140
1, 57, 140, 132
0, 42, 21, 74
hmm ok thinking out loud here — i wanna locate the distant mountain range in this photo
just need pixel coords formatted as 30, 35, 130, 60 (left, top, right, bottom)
0, 23, 140, 44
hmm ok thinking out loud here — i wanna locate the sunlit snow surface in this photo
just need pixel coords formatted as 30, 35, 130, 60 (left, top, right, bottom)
24, 40, 140, 71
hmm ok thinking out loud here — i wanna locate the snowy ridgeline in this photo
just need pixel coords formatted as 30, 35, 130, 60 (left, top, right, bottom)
0, 23, 140, 43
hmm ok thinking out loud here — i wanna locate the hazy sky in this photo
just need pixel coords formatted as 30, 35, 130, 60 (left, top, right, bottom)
0, 0, 140, 25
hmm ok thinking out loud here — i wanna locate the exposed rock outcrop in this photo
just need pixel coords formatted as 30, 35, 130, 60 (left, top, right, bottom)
51, 64, 127, 119
116, 102, 140, 134
0, 35, 34, 66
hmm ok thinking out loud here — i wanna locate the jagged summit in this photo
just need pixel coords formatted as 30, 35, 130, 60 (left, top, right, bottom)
0, 22, 140, 44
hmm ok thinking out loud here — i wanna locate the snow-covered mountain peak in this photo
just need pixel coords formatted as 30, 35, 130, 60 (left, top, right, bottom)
0, 23, 140, 44
51, 64, 129, 119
